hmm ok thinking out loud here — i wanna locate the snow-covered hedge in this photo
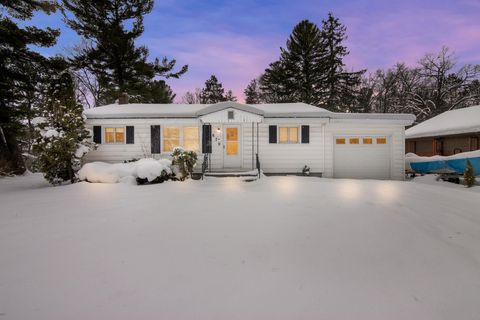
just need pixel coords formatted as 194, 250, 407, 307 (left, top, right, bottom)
79, 158, 172, 184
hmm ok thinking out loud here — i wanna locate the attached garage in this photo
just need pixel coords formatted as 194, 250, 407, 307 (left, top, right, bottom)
333, 136, 391, 179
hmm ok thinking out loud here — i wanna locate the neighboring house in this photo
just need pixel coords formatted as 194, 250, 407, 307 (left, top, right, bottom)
406, 105, 480, 156
83, 101, 415, 180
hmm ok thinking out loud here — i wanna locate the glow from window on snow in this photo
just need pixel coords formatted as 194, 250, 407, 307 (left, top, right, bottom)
337, 179, 361, 201
274, 177, 299, 197
221, 177, 243, 193
375, 182, 400, 204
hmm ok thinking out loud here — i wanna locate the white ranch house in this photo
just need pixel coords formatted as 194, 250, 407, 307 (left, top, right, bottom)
83, 101, 415, 180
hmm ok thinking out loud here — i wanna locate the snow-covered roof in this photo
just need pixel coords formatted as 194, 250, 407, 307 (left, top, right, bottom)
406, 105, 480, 139
84, 103, 205, 118
84, 101, 415, 122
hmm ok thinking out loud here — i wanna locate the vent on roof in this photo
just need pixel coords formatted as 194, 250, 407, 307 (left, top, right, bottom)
228, 110, 234, 120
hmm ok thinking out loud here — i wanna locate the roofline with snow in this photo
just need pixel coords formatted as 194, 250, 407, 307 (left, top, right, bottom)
195, 101, 265, 116
84, 101, 415, 123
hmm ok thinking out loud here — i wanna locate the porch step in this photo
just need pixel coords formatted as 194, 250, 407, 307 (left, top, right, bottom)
203, 170, 259, 178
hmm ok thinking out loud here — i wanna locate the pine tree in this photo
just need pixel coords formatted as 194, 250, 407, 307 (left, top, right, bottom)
258, 16, 363, 108
464, 159, 476, 188
321, 13, 365, 111
260, 60, 297, 103
33, 58, 95, 184
244, 79, 263, 104
135, 80, 176, 103
199, 75, 236, 103
224, 90, 237, 102
62, 0, 187, 104
0, 0, 59, 175
280, 20, 327, 105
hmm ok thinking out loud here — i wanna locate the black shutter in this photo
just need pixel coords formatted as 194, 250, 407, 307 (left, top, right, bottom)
151, 125, 161, 154
269, 125, 277, 143
93, 126, 101, 144
301, 125, 310, 143
126, 126, 134, 144
202, 124, 212, 154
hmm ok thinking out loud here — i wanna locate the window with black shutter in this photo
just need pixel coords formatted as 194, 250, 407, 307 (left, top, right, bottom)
301, 125, 310, 144
202, 124, 212, 154
269, 125, 277, 143
151, 125, 161, 154
93, 126, 101, 144
126, 126, 134, 144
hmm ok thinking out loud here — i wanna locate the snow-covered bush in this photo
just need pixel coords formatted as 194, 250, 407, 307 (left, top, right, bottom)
171, 147, 197, 180
78, 158, 172, 184
33, 60, 96, 184
135, 158, 172, 184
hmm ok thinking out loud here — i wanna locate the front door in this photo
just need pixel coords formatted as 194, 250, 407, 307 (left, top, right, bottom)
223, 126, 241, 168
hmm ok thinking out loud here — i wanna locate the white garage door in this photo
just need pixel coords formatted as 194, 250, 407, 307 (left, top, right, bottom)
334, 136, 391, 179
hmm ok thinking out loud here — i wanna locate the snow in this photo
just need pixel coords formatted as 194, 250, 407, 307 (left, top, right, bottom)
135, 158, 172, 181
43, 129, 59, 138
406, 150, 480, 165
84, 101, 415, 122
31, 117, 47, 126
1, 175, 480, 319
406, 105, 480, 139
78, 158, 172, 183
74, 144, 90, 158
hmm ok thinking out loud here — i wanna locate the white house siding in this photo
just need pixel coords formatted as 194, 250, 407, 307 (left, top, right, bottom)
84, 116, 406, 180
323, 121, 406, 180
84, 118, 201, 163
259, 119, 327, 174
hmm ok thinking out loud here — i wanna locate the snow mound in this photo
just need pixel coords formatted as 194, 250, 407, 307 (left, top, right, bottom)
78, 158, 172, 183
135, 158, 172, 181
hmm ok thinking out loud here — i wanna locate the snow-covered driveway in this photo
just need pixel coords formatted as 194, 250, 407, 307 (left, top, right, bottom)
0, 174, 479, 320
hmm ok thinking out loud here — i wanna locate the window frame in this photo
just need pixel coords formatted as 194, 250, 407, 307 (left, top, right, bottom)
162, 127, 181, 153
278, 126, 300, 144
183, 126, 200, 152
362, 137, 373, 145
376, 137, 387, 144
104, 126, 126, 144
161, 125, 201, 154
349, 138, 360, 145
335, 138, 346, 145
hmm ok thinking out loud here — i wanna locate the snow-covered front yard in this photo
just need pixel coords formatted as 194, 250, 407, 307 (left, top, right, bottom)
1, 174, 479, 320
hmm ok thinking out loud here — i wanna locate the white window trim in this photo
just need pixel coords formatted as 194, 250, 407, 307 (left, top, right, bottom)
161, 125, 201, 154
278, 126, 300, 144
104, 126, 126, 144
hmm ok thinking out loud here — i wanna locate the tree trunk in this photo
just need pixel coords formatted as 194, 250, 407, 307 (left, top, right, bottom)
0, 125, 26, 175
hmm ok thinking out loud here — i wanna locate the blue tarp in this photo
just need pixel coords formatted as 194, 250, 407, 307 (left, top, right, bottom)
446, 157, 480, 176
410, 156, 480, 175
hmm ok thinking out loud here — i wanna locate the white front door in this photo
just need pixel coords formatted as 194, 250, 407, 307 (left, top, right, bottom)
223, 125, 241, 168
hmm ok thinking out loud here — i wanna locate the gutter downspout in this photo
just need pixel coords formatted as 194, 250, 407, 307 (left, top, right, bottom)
322, 122, 326, 174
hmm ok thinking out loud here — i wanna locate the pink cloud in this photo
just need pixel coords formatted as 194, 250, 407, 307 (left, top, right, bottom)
143, 32, 284, 102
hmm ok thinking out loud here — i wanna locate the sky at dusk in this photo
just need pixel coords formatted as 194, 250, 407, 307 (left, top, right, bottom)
29, 0, 480, 102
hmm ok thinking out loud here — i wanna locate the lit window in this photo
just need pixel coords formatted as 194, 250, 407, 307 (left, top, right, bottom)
163, 127, 180, 152
376, 137, 387, 144
105, 127, 124, 144
363, 138, 373, 144
349, 138, 359, 144
183, 127, 199, 151
336, 138, 346, 144
279, 127, 298, 143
